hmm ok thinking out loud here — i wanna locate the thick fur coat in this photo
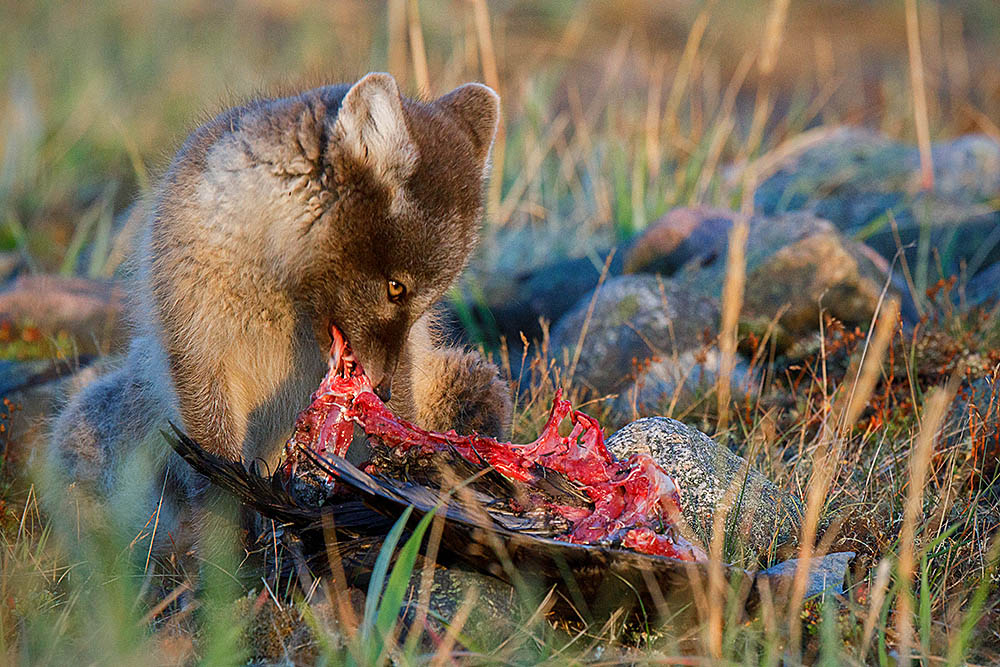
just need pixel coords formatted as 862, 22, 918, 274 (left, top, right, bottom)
47, 73, 512, 554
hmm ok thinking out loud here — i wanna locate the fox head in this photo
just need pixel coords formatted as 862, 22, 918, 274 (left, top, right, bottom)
152, 73, 499, 403
310, 74, 499, 400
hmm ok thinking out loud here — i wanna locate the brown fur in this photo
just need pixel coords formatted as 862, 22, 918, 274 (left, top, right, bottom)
47, 73, 511, 560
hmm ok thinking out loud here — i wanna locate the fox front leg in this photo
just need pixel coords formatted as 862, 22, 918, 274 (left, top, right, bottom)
406, 316, 513, 438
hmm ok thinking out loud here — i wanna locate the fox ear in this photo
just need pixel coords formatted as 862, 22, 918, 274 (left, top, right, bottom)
436, 83, 500, 166
334, 72, 417, 182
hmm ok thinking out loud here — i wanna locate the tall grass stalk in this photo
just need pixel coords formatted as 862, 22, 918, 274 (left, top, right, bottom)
785, 301, 893, 660
905, 0, 935, 191
387, 0, 408, 89
406, 0, 430, 97
715, 216, 748, 432
896, 382, 957, 662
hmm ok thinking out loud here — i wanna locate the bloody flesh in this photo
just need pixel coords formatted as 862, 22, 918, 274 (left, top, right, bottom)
286, 326, 702, 561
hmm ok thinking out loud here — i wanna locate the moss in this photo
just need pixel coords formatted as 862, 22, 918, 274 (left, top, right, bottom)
613, 293, 641, 325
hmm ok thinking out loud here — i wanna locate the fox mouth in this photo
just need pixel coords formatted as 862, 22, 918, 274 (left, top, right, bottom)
284, 323, 704, 561
328, 323, 360, 382
326, 319, 393, 401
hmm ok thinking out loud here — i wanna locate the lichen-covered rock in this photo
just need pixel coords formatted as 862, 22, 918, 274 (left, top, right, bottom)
234, 594, 336, 664
674, 212, 891, 341
607, 417, 803, 558
548, 274, 719, 398
611, 349, 753, 425
401, 560, 523, 652
749, 126, 1000, 283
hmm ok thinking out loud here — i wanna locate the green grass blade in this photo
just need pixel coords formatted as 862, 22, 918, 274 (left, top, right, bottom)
58, 204, 97, 277
375, 507, 438, 662
919, 553, 931, 660
361, 505, 413, 654
87, 186, 115, 277
818, 596, 840, 666
4, 211, 38, 274
946, 537, 1000, 666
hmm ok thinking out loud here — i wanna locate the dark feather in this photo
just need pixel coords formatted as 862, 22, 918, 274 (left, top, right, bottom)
163, 424, 388, 534
165, 424, 753, 612
297, 444, 750, 601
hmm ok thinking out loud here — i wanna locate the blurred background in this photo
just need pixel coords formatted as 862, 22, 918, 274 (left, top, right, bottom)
3, 0, 1000, 278
3, 4, 1000, 662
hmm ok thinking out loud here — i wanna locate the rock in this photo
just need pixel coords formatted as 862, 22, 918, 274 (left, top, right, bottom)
548, 274, 719, 398
335, 544, 525, 653
0, 275, 127, 355
0, 358, 54, 395
452, 248, 626, 352
401, 560, 523, 652
0, 251, 24, 286
561, 211, 892, 410
607, 417, 803, 558
623, 206, 736, 276
235, 594, 339, 663
739, 215, 888, 336
756, 551, 855, 600
674, 212, 892, 341
749, 126, 1000, 282
0, 357, 108, 468
949, 375, 999, 478
612, 349, 753, 424
966, 262, 1000, 306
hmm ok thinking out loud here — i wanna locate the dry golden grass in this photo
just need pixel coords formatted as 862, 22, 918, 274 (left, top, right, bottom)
2, 1, 1000, 664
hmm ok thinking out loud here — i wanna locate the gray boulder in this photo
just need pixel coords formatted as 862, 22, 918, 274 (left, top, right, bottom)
607, 417, 803, 560
457, 248, 626, 354
749, 126, 1000, 282
756, 551, 855, 600
612, 350, 753, 424
966, 262, 1000, 306
547, 274, 719, 400
673, 211, 893, 341
623, 206, 736, 276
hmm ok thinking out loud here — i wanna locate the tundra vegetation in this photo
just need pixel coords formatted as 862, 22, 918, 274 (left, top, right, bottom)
1, 0, 999, 664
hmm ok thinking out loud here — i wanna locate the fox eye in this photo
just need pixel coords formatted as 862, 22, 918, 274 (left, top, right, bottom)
387, 279, 407, 303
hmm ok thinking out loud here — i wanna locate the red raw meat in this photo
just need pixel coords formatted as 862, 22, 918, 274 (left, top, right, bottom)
285, 325, 703, 562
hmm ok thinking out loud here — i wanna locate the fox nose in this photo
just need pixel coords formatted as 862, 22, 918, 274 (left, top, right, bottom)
374, 377, 392, 403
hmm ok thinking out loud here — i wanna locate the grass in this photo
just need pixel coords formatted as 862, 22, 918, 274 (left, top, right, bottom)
2, 0, 1000, 664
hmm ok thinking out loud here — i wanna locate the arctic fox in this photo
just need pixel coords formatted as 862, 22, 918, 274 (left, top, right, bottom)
48, 73, 511, 556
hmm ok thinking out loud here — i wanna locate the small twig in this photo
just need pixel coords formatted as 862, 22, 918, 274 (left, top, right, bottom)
261, 576, 283, 612
145, 472, 169, 573
140, 580, 193, 627
566, 249, 616, 387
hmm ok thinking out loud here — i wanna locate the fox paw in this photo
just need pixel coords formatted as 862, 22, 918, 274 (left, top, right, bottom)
413, 347, 512, 438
